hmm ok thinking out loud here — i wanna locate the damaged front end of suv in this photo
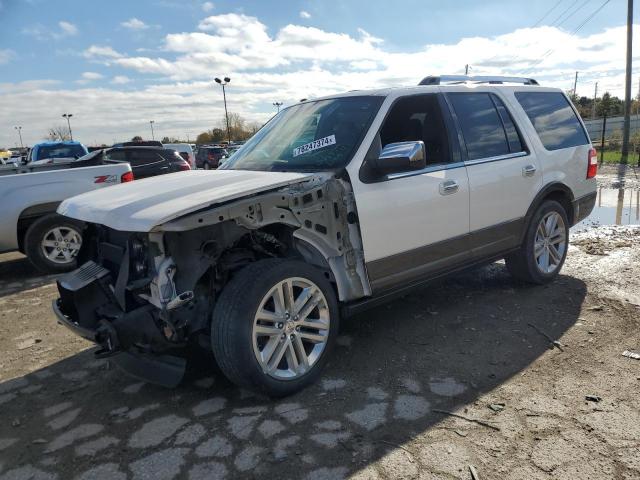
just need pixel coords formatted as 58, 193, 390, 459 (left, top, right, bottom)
53, 173, 370, 387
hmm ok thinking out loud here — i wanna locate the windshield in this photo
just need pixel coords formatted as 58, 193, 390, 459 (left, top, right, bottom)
221, 96, 383, 172
36, 144, 87, 161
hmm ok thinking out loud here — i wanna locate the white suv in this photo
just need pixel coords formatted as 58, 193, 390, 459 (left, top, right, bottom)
53, 76, 597, 396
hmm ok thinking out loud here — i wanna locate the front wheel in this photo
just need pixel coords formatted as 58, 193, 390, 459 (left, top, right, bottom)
211, 259, 339, 397
505, 200, 569, 284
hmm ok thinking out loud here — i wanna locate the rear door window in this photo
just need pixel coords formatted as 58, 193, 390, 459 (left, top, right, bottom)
448, 93, 510, 160
515, 92, 589, 150
128, 150, 164, 166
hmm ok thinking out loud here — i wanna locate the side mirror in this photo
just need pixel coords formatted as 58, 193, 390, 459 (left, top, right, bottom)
371, 141, 426, 174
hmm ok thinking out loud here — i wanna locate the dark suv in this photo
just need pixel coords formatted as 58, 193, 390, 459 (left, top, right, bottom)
80, 147, 190, 179
195, 146, 228, 169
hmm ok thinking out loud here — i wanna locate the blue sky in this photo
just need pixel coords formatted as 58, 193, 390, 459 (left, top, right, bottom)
0, 0, 636, 146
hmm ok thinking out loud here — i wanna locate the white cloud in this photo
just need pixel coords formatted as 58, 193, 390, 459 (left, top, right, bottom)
83, 45, 123, 59
58, 21, 78, 36
2, 15, 638, 147
121, 17, 149, 30
22, 21, 78, 40
111, 75, 132, 84
201, 1, 214, 12
81, 72, 103, 80
0, 49, 15, 65
299, 11, 311, 19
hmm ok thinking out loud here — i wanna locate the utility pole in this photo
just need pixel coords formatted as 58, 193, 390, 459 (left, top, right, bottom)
621, 0, 633, 164
149, 120, 155, 140
273, 102, 283, 113
465, 64, 469, 75
591, 82, 598, 119
572, 71, 579, 101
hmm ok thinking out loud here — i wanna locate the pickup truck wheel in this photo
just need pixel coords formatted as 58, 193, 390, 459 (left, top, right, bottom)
211, 259, 339, 397
505, 200, 569, 284
24, 214, 83, 273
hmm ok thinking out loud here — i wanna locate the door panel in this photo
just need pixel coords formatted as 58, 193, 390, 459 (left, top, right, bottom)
447, 92, 542, 256
353, 166, 471, 292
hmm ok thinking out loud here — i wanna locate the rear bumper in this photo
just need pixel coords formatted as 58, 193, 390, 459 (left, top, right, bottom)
572, 191, 597, 225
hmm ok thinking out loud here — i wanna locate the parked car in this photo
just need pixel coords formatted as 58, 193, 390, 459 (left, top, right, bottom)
0, 157, 132, 273
164, 143, 195, 169
195, 145, 227, 169
79, 146, 190, 179
0, 147, 11, 163
28, 141, 89, 165
53, 77, 596, 396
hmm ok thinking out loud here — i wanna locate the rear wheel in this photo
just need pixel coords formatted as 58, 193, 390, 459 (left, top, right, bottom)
505, 200, 569, 284
24, 214, 83, 273
211, 259, 339, 397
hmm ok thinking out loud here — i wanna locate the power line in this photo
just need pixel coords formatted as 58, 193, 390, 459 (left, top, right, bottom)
532, 0, 566, 28
550, 0, 580, 26
555, 0, 594, 28
522, 0, 612, 73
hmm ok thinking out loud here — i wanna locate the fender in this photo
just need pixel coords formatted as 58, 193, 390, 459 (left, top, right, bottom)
520, 182, 574, 243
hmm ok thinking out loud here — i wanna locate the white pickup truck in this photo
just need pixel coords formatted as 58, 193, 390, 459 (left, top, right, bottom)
0, 160, 133, 273
53, 76, 597, 396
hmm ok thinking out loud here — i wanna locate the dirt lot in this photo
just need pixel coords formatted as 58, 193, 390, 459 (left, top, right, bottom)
1, 207, 639, 478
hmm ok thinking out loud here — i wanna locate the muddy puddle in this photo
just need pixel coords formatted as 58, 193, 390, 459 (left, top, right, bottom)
573, 187, 640, 232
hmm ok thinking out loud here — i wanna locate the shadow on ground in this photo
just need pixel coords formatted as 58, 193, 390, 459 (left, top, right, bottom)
0, 264, 586, 480
0, 253, 59, 298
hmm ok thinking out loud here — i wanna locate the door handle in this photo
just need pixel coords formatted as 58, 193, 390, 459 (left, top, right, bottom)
522, 164, 537, 177
439, 180, 459, 195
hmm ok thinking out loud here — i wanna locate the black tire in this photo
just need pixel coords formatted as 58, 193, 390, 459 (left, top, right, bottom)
24, 214, 84, 273
505, 200, 569, 284
211, 258, 339, 397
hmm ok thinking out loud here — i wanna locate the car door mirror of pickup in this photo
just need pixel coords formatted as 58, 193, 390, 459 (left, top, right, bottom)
370, 141, 426, 175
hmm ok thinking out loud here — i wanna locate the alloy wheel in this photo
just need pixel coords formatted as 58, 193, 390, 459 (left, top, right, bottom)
534, 211, 566, 274
252, 277, 330, 380
40, 226, 82, 265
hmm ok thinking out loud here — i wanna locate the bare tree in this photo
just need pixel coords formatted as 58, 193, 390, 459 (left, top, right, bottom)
47, 125, 71, 141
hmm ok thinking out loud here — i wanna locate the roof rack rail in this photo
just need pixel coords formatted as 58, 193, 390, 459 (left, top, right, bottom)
419, 75, 539, 86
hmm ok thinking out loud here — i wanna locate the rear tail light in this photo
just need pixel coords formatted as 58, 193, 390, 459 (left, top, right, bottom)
121, 171, 134, 182
177, 161, 191, 171
587, 148, 597, 179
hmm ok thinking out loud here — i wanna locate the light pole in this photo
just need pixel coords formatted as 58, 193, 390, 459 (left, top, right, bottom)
14, 126, 23, 149
214, 77, 232, 144
149, 120, 155, 140
62, 113, 73, 140
273, 102, 283, 113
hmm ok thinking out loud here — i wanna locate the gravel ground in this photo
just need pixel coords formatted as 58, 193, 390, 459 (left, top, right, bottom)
0, 221, 639, 479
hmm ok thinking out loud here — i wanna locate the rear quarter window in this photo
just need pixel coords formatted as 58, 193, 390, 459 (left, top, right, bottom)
515, 92, 589, 151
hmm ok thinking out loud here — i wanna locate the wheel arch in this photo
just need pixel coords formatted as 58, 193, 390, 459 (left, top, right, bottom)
521, 183, 574, 243
17, 202, 61, 252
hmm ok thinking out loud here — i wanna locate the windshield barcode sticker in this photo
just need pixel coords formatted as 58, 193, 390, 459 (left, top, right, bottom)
293, 135, 336, 157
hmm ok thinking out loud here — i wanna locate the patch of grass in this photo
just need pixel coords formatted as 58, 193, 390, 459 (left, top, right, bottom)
598, 150, 640, 164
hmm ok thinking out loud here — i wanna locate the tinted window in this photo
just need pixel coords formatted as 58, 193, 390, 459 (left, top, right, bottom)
515, 92, 589, 150
128, 150, 163, 166
105, 150, 126, 161
449, 93, 510, 160
492, 96, 524, 153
